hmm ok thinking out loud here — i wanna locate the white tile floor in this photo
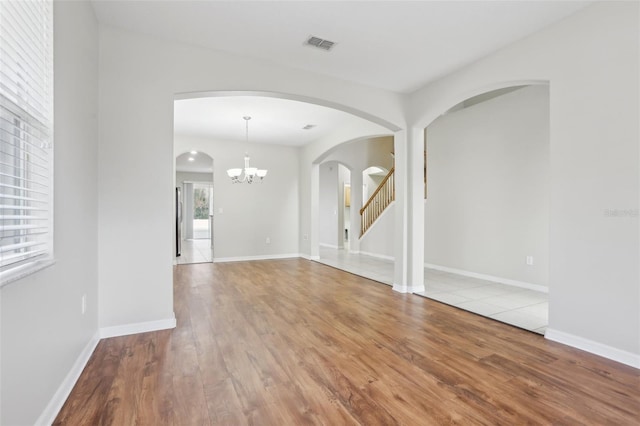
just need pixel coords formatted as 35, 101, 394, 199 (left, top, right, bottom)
317, 247, 548, 334
176, 239, 213, 264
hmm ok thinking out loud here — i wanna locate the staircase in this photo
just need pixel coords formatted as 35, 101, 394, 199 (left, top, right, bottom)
359, 150, 427, 236
359, 167, 395, 236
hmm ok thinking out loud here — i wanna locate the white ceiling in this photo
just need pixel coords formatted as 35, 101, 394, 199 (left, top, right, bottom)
176, 151, 213, 173
174, 96, 361, 145
92, 1, 591, 147
92, 0, 591, 93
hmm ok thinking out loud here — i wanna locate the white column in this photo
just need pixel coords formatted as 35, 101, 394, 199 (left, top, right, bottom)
392, 128, 425, 293
184, 182, 194, 240
393, 130, 409, 291
407, 127, 425, 292
337, 164, 345, 249
349, 169, 362, 253
310, 163, 320, 260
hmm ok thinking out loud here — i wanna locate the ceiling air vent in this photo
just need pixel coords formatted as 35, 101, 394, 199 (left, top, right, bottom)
305, 36, 335, 51
302, 124, 316, 130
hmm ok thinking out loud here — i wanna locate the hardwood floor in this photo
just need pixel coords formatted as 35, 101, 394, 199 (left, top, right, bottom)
55, 259, 639, 425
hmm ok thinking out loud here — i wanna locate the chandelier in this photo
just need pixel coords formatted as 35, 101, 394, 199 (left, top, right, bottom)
226, 116, 267, 184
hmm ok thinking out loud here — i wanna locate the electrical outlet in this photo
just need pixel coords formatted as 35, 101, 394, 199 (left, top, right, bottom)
303, 234, 309, 241
526, 256, 534, 266
81, 294, 87, 315
266, 237, 271, 244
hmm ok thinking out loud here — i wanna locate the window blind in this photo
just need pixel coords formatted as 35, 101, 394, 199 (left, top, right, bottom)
0, 0, 54, 284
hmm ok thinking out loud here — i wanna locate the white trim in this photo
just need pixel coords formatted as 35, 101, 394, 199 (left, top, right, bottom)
299, 253, 321, 261
393, 283, 425, 293
319, 243, 339, 249
545, 328, 640, 369
359, 250, 394, 262
35, 331, 100, 426
213, 253, 301, 263
424, 262, 548, 293
99, 316, 176, 339
393, 283, 410, 293
0, 259, 56, 289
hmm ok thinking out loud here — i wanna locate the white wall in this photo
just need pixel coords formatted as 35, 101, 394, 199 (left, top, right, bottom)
176, 171, 212, 184
363, 170, 386, 201
0, 2, 100, 424
175, 136, 299, 260
409, 1, 639, 361
319, 162, 340, 247
425, 85, 549, 287
360, 204, 396, 258
98, 23, 404, 330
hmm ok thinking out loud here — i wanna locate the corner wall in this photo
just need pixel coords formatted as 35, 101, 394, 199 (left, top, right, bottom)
0, 2, 100, 424
425, 85, 549, 288
409, 1, 639, 362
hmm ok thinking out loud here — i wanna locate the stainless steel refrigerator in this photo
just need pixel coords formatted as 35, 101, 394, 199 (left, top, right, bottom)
175, 187, 182, 257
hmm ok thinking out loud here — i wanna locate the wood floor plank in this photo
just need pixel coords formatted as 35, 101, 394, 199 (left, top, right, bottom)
54, 259, 640, 425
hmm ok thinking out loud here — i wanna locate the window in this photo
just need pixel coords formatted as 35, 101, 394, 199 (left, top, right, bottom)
0, 0, 54, 286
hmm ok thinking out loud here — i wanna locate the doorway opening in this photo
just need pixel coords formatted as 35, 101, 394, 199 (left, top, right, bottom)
176, 151, 214, 264
420, 84, 550, 334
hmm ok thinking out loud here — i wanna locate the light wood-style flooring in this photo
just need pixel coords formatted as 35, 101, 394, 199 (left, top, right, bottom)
55, 259, 639, 425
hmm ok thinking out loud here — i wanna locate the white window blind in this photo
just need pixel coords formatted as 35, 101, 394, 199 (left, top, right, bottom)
0, 0, 54, 285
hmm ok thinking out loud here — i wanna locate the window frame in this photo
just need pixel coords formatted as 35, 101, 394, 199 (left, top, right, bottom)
0, 0, 55, 287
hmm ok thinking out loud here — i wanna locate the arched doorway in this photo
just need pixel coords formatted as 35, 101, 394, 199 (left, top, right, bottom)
173, 93, 398, 268
419, 84, 550, 333
175, 151, 214, 264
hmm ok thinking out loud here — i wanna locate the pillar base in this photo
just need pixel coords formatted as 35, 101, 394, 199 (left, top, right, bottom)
392, 283, 425, 293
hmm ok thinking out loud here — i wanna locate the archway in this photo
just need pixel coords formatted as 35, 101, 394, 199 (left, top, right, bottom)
173, 92, 400, 270
175, 151, 214, 264
417, 83, 550, 333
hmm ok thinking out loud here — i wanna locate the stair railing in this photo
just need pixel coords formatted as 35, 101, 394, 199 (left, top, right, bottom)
359, 167, 394, 237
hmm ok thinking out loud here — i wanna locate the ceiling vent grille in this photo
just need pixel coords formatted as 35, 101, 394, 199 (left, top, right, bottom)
302, 124, 316, 130
306, 36, 335, 51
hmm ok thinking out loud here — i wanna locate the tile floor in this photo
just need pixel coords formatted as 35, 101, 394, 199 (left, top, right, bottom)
317, 247, 548, 334
176, 239, 213, 264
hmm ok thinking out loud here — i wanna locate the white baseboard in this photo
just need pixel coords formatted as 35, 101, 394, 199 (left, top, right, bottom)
319, 243, 339, 249
545, 328, 640, 369
213, 253, 300, 263
392, 283, 425, 293
35, 330, 101, 426
424, 262, 548, 293
359, 250, 394, 262
299, 253, 321, 261
99, 316, 176, 339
